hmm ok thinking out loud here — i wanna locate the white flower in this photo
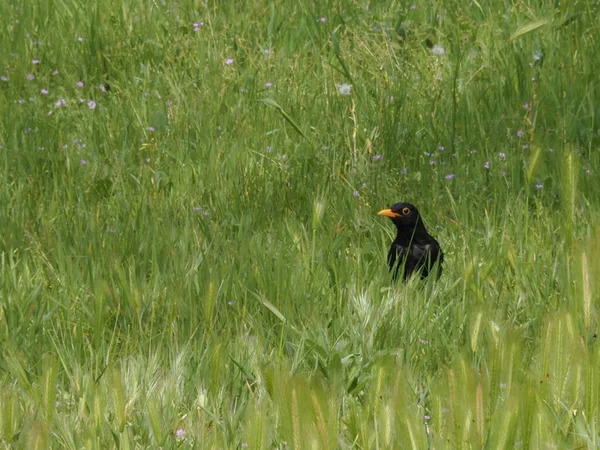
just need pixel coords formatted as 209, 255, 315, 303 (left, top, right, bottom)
335, 83, 352, 96
431, 44, 445, 56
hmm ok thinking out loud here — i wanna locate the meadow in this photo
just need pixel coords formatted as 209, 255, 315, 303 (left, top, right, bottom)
1, 0, 599, 448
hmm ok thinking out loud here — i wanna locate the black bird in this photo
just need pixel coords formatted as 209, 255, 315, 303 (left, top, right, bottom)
378, 202, 443, 281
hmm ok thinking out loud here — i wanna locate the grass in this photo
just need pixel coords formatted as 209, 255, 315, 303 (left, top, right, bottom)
1, 0, 599, 448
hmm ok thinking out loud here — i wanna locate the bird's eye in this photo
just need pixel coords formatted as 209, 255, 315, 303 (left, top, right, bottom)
402, 207, 410, 215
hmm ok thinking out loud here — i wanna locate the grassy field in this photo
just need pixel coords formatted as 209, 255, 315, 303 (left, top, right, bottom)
1, 0, 599, 448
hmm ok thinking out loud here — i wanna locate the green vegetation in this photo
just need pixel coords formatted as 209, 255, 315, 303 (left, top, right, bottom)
1, 0, 599, 448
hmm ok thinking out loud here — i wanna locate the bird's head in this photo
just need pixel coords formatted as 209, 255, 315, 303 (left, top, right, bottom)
378, 202, 421, 229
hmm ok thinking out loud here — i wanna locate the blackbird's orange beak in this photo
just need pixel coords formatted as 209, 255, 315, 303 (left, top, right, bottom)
378, 209, 401, 218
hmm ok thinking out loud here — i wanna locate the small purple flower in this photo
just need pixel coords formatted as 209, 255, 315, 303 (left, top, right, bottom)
55, 98, 66, 108
225, 58, 234, 65
80, 159, 88, 165
266, 146, 272, 152
352, 190, 359, 197
203, 211, 210, 217
1, 76, 8, 82
52, 70, 59, 76
522, 145, 529, 149
77, 81, 84, 88
40, 88, 48, 95
147, 126, 155, 132
32, 59, 40, 65
484, 161, 490, 169
516, 130, 523, 137
470, 149, 477, 154
445, 174, 455, 180
401, 166, 408, 175
420, 339, 428, 345
424, 415, 431, 421
410, 4, 417, 9
438, 146, 445, 151
372, 154, 383, 161
87, 100, 96, 110
26, 73, 36, 81
585, 169, 592, 174
320, 17, 327, 23
264, 82, 272, 88
100, 84, 107, 92
429, 160, 435, 165
77, 36, 84, 42
535, 183, 543, 189
524, 103, 530, 110
498, 152, 506, 158
176, 429, 186, 438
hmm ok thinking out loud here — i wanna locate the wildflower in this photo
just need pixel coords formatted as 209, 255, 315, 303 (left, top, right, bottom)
147, 126, 155, 132
438, 145, 445, 151
445, 173, 455, 180
335, 83, 352, 95
410, 4, 417, 9
40, 88, 48, 95
516, 130, 523, 137
320, 17, 327, 23
429, 160, 435, 165
533, 51, 544, 62
470, 149, 477, 154
424, 415, 431, 421
52, 70, 59, 76
484, 161, 490, 169
26, 73, 36, 80
100, 84, 107, 92
498, 152, 506, 158
352, 190, 359, 197
372, 154, 383, 161
522, 145, 529, 149
321, 145, 329, 150
79, 98, 86, 103
80, 159, 88, 165
524, 103, 530, 110
77, 36, 84, 42
18, 99, 26, 104
54, 98, 66, 108
224, 58, 234, 65
548, 148, 554, 152
1, 76, 8, 82
87, 100, 96, 110
401, 166, 408, 175
176, 429, 186, 438
585, 169, 592, 174
535, 183, 543, 189
264, 82, 272, 88
431, 44, 445, 56
77, 81, 84, 88
239, 88, 247, 93
266, 146, 272, 152
32, 59, 40, 64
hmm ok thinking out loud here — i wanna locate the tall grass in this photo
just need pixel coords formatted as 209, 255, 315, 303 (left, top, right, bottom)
1, 0, 599, 447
